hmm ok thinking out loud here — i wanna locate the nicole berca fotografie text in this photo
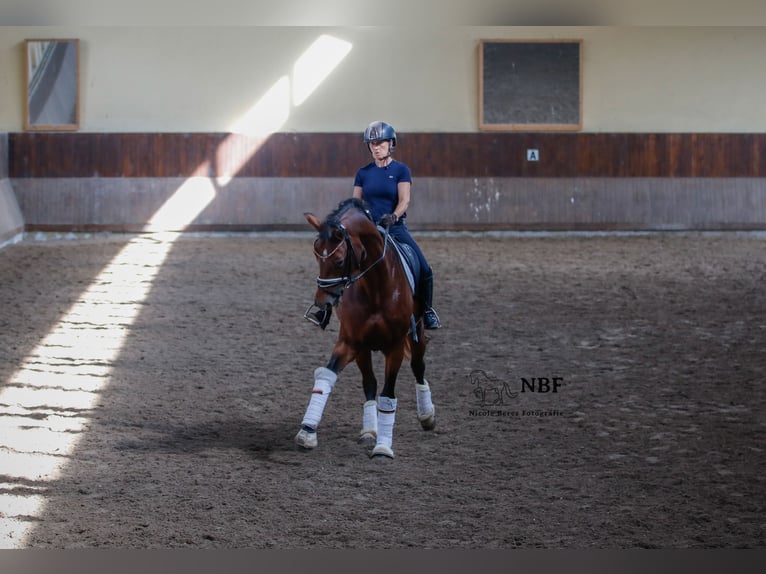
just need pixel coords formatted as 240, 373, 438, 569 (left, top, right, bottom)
469, 369, 565, 418
469, 408, 564, 418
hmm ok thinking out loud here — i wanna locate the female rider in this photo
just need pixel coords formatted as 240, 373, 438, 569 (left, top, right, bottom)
352, 120, 441, 330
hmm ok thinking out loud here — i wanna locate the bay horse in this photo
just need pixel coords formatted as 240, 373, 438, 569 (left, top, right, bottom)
295, 198, 436, 459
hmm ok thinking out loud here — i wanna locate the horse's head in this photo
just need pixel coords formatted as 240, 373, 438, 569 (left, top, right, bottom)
304, 199, 373, 310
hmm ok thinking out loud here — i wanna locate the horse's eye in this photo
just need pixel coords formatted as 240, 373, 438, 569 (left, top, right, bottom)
334, 258, 345, 269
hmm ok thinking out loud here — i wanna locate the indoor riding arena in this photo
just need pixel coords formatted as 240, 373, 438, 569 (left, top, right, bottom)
1, 4, 765, 555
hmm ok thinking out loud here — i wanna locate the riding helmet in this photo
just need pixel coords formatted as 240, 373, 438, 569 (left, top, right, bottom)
363, 121, 397, 149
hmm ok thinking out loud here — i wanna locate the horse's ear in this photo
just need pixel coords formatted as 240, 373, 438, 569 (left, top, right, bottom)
305, 213, 322, 231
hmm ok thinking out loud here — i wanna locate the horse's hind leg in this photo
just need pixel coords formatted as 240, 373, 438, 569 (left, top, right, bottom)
371, 345, 405, 459
410, 327, 435, 430
356, 349, 378, 446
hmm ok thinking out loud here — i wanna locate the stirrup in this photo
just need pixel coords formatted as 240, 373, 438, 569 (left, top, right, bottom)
304, 303, 331, 329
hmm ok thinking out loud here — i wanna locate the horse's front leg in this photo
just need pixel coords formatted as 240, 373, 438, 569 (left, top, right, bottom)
371, 343, 405, 459
295, 340, 356, 450
356, 348, 378, 446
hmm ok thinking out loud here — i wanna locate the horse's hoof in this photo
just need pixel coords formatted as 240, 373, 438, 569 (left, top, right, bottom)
370, 444, 395, 459
419, 409, 436, 431
358, 431, 377, 447
294, 428, 317, 450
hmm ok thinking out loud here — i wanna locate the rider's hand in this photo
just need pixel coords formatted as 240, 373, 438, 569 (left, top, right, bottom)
379, 213, 398, 227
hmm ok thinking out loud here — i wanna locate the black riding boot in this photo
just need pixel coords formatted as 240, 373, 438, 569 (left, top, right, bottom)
421, 274, 442, 329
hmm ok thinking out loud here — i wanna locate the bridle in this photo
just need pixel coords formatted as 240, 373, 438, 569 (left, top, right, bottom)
313, 220, 390, 298
303, 205, 392, 326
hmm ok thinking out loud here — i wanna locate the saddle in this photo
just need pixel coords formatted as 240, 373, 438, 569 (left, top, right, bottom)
378, 227, 421, 295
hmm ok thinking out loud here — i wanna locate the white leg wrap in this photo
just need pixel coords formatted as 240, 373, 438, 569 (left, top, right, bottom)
361, 400, 378, 437
416, 380, 434, 419
373, 396, 397, 457
300, 367, 338, 430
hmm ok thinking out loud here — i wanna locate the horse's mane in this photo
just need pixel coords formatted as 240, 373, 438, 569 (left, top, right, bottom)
320, 198, 374, 240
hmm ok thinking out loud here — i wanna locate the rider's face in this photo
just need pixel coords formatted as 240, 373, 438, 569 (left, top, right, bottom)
369, 140, 390, 159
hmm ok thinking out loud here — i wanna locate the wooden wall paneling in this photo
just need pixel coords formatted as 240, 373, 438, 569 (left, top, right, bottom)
546, 133, 579, 177
731, 133, 760, 177
577, 133, 608, 177
666, 134, 686, 177
692, 133, 719, 178
478, 134, 518, 177
658, 133, 673, 176
8, 132, 766, 179
626, 134, 658, 177
402, 133, 476, 178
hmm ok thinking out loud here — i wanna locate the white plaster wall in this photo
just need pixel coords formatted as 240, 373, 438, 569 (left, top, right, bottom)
1, 26, 764, 133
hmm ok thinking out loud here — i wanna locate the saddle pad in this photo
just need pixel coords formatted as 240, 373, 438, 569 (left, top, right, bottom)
386, 234, 417, 293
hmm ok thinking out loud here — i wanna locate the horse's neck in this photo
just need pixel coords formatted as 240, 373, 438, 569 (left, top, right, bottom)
353, 232, 397, 299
